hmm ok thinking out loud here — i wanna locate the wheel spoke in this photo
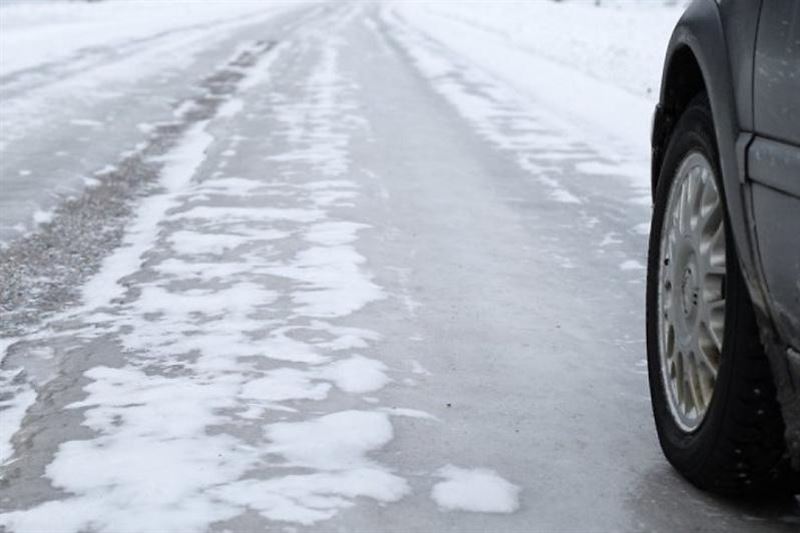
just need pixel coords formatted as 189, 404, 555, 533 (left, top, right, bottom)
688, 168, 704, 230
678, 180, 692, 235
699, 198, 722, 239
675, 352, 687, 407
695, 336, 720, 378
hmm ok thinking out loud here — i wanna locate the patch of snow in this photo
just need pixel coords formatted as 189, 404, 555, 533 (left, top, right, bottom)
0, 26, 411, 531
69, 119, 103, 128
386, 21, 590, 205
386, 1, 678, 193
81, 176, 101, 188
0, 369, 37, 466
195, 176, 266, 195
215, 466, 408, 525
391, 1, 680, 154
167, 230, 251, 256
271, 247, 384, 317
31, 209, 53, 225
379, 407, 439, 421
318, 355, 390, 394
0, 2, 299, 78
0, 3, 301, 247
80, 121, 214, 311
431, 465, 520, 514
620, 260, 645, 271
210, 411, 410, 525
241, 368, 331, 403
172, 205, 324, 224
599, 232, 623, 247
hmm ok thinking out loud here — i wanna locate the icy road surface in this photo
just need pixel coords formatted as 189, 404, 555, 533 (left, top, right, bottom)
1, 2, 798, 532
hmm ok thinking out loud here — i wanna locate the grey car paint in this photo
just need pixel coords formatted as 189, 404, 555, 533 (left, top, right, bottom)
750, 0, 800, 461
652, 0, 800, 465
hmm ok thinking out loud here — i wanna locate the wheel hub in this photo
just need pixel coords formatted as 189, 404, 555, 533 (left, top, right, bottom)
680, 258, 698, 319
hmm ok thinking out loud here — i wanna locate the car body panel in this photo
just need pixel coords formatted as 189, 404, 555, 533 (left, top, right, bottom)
750, 181, 800, 349
719, 0, 762, 131
749, 3, 800, 441
754, 0, 800, 146
749, 138, 800, 198
750, 0, 800, 351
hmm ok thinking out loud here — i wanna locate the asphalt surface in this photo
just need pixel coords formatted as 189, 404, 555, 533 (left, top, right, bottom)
1, 3, 798, 532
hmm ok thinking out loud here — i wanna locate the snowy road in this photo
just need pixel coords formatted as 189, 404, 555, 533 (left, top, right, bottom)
1, 2, 798, 532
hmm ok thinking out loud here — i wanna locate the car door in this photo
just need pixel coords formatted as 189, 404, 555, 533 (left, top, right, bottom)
748, 0, 800, 349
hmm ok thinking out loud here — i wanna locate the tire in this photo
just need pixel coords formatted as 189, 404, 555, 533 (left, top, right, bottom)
646, 94, 797, 495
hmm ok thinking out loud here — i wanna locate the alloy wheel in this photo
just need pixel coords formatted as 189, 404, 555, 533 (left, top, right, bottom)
657, 151, 727, 432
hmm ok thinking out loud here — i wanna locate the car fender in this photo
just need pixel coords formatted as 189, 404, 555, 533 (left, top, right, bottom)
657, 0, 767, 311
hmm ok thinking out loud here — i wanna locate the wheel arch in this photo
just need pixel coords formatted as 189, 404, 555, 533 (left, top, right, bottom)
651, 46, 705, 195
651, 0, 760, 302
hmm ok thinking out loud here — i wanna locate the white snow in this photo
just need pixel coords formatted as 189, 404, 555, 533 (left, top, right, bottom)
268, 410, 395, 469
0, 2, 302, 246
379, 407, 439, 421
620, 259, 646, 271
390, 1, 681, 154
239, 355, 389, 405
0, 1, 298, 78
387, 1, 682, 193
0, 369, 36, 466
0, 22, 419, 531
31, 210, 53, 225
268, 225, 385, 318
431, 465, 521, 514
385, 22, 594, 206
319, 355, 391, 393
217, 98, 246, 119
79, 121, 214, 311
241, 368, 331, 403
220, 410, 409, 525
167, 230, 250, 256
599, 233, 623, 247
17, 365, 252, 533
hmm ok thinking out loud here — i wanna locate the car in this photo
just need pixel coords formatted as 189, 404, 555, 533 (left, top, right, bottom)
647, 0, 799, 495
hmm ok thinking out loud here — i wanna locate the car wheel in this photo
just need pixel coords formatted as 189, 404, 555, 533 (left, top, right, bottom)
647, 94, 796, 495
